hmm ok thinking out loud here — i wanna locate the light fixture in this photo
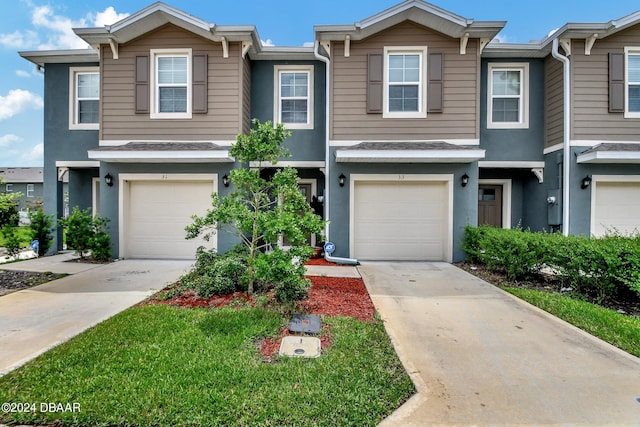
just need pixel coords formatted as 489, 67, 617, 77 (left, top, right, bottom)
461, 173, 469, 187
338, 173, 346, 187
581, 175, 592, 189
104, 173, 113, 187
222, 174, 229, 187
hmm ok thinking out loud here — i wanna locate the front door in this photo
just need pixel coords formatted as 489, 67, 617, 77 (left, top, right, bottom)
478, 184, 503, 227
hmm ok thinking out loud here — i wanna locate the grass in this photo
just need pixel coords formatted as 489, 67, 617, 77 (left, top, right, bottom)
0, 225, 32, 248
503, 287, 640, 357
0, 305, 414, 427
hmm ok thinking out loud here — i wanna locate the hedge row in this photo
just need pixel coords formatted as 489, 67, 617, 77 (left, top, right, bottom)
463, 225, 640, 303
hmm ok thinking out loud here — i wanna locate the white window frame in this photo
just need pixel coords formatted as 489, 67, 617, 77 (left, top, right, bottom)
383, 46, 428, 119
150, 48, 192, 119
487, 62, 529, 129
69, 67, 100, 130
274, 65, 314, 129
26, 184, 34, 198
624, 47, 640, 118
5, 184, 13, 193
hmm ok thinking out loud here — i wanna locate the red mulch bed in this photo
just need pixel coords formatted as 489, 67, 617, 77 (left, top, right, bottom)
147, 275, 375, 360
304, 258, 336, 266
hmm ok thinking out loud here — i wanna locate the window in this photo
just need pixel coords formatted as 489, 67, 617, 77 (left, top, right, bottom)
150, 49, 192, 119
5, 184, 12, 193
487, 63, 529, 129
625, 48, 640, 117
383, 47, 427, 118
274, 65, 313, 129
69, 67, 99, 130
27, 184, 34, 198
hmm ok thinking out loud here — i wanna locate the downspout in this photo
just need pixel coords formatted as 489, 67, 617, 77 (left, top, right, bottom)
314, 40, 331, 241
552, 38, 571, 236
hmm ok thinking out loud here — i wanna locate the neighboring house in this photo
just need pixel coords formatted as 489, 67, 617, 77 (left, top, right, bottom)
0, 167, 44, 211
19, 0, 640, 261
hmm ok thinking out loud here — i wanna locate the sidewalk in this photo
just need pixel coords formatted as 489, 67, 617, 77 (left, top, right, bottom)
0, 258, 192, 375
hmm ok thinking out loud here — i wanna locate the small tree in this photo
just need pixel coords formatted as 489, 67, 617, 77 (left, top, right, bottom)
59, 207, 112, 260
186, 119, 325, 296
28, 208, 54, 256
0, 177, 22, 228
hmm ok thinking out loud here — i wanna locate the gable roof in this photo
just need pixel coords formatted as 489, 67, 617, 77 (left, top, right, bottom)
0, 167, 43, 183
315, 0, 505, 42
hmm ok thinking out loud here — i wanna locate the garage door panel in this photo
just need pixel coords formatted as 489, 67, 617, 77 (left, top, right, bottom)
353, 180, 448, 261
593, 181, 640, 237
126, 180, 214, 259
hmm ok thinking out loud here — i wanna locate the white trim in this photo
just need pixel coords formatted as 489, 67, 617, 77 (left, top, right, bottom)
577, 150, 640, 164
69, 66, 99, 130
336, 149, 484, 163
348, 174, 453, 262
330, 139, 480, 147
487, 62, 529, 129
624, 47, 640, 119
543, 143, 563, 154
98, 139, 236, 147
87, 150, 233, 163
249, 161, 325, 168
26, 183, 35, 198
91, 177, 100, 216
298, 178, 318, 247
590, 175, 640, 236
274, 65, 314, 130
478, 161, 544, 168
55, 161, 100, 168
118, 173, 217, 259
478, 179, 512, 229
150, 48, 192, 119
383, 46, 428, 119
570, 139, 640, 147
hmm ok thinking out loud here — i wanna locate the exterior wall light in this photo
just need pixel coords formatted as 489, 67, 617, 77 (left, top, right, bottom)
581, 175, 592, 189
222, 174, 229, 187
338, 173, 346, 187
104, 173, 114, 187
461, 173, 469, 187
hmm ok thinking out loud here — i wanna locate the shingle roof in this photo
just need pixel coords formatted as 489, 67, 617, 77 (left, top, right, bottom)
0, 167, 43, 183
89, 142, 226, 151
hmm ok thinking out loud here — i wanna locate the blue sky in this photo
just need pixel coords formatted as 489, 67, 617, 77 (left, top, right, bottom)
1, 0, 638, 166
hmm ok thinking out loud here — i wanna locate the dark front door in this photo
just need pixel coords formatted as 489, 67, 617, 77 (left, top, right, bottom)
478, 184, 503, 227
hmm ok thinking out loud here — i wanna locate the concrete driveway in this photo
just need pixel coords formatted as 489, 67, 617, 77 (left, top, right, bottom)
0, 256, 192, 375
359, 262, 640, 427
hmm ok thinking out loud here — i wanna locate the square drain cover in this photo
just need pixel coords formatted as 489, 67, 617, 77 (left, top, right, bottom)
289, 314, 321, 334
279, 336, 321, 358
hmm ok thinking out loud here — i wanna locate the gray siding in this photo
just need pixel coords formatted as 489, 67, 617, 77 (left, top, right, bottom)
571, 24, 640, 141
100, 24, 243, 142
331, 21, 480, 141
250, 60, 326, 161
480, 58, 545, 161
545, 55, 564, 148
43, 63, 100, 252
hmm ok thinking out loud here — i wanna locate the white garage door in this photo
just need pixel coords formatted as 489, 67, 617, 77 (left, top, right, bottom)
126, 180, 214, 259
592, 181, 640, 237
353, 180, 449, 261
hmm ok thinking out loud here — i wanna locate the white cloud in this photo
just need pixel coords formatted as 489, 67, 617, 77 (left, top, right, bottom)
261, 39, 275, 47
0, 134, 22, 147
2, 4, 129, 51
16, 70, 31, 77
0, 89, 44, 121
92, 6, 129, 27
20, 143, 44, 164
492, 35, 508, 44
0, 30, 39, 48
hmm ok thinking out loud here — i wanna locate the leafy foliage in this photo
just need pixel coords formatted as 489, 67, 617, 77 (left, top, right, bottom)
1, 225, 22, 256
59, 206, 111, 260
0, 183, 21, 228
28, 208, 54, 256
186, 119, 325, 298
463, 225, 640, 303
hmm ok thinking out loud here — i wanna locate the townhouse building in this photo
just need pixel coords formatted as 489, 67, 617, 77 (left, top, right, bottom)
19, 0, 640, 261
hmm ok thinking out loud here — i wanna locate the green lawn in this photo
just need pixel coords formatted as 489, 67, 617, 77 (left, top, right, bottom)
0, 226, 32, 248
0, 305, 414, 426
503, 287, 640, 357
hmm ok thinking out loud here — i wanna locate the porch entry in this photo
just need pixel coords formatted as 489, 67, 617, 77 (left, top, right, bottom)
478, 184, 503, 227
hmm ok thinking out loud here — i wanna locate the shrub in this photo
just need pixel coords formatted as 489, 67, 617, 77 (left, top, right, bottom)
1, 225, 21, 257
28, 208, 54, 256
91, 216, 112, 261
195, 274, 236, 298
254, 246, 311, 302
274, 276, 311, 303
182, 248, 249, 298
59, 206, 112, 260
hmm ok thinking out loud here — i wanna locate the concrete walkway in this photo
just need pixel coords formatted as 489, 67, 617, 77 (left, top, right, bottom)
359, 262, 640, 427
0, 257, 192, 375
